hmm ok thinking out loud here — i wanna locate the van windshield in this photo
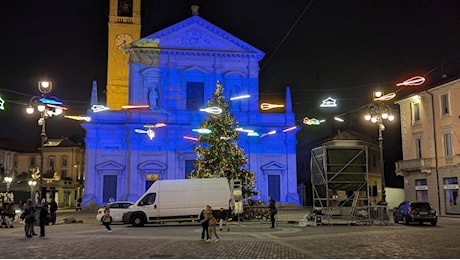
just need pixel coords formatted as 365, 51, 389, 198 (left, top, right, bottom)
140, 193, 156, 205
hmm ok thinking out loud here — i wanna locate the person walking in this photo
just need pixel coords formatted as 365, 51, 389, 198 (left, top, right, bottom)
23, 199, 36, 238
76, 197, 82, 211
39, 202, 49, 238
49, 199, 58, 225
218, 207, 230, 231
268, 196, 277, 228
101, 207, 112, 232
199, 206, 210, 241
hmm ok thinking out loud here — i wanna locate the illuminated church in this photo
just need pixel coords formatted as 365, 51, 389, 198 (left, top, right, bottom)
82, 0, 299, 205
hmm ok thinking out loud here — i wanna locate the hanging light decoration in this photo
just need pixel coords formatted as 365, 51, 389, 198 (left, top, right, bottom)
260, 103, 284, 110
396, 76, 425, 87
320, 97, 337, 107
199, 106, 222, 114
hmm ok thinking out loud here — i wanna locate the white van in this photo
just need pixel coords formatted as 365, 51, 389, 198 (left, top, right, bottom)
122, 178, 231, 226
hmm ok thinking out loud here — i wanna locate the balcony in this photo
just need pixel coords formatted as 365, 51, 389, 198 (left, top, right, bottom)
395, 158, 433, 174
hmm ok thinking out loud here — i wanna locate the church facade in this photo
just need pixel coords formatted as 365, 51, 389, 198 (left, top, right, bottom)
82, 0, 299, 205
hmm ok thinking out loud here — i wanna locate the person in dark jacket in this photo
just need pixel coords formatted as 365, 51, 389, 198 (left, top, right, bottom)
39, 202, 49, 237
268, 196, 277, 228
218, 207, 230, 231
101, 207, 113, 232
199, 206, 210, 241
23, 199, 36, 238
49, 199, 58, 225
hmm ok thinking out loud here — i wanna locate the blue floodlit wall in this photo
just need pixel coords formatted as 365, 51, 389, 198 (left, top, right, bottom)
82, 15, 299, 206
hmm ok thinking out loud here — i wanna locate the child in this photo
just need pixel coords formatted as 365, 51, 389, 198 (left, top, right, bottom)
101, 207, 112, 232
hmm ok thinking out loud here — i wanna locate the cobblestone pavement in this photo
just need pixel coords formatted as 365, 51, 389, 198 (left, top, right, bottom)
1, 210, 459, 258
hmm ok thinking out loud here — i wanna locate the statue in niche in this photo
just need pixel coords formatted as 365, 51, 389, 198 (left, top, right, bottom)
148, 86, 159, 110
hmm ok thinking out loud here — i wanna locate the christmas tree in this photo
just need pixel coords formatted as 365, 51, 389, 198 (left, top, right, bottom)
190, 81, 257, 199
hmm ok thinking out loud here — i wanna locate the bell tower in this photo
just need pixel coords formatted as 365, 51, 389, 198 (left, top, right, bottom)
106, 0, 141, 109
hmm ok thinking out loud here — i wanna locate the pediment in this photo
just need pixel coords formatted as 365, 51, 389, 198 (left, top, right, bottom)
95, 160, 125, 170
138, 160, 166, 170
142, 15, 264, 60
261, 161, 286, 170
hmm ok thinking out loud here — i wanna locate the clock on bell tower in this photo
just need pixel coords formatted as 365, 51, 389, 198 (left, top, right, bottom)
106, 0, 141, 110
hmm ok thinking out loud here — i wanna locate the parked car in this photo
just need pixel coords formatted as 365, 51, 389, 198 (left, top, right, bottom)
393, 201, 437, 226
96, 201, 133, 222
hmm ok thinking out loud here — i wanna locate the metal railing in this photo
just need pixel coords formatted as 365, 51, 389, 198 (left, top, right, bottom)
233, 204, 390, 226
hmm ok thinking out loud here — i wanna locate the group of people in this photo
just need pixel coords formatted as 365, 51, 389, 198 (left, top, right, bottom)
198, 196, 278, 242
21, 198, 58, 238
199, 205, 226, 243
20, 196, 278, 238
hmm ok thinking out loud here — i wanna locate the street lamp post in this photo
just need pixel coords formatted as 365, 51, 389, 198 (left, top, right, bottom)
26, 80, 64, 202
28, 180, 36, 201
364, 91, 396, 205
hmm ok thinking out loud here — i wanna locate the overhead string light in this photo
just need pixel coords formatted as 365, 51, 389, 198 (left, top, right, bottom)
320, 97, 337, 107
303, 117, 325, 126
230, 95, 250, 101
396, 76, 425, 87
183, 136, 198, 141
260, 103, 284, 110
373, 92, 396, 101
0, 97, 4, 110
122, 104, 150, 109
134, 123, 167, 140
91, 105, 110, 112
199, 106, 222, 114
64, 115, 91, 122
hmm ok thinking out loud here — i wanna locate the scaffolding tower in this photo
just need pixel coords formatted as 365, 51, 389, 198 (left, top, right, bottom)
311, 144, 370, 224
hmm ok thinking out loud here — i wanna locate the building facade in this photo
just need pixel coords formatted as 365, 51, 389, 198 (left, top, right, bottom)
82, 1, 299, 206
16, 139, 85, 207
0, 139, 84, 207
395, 77, 460, 216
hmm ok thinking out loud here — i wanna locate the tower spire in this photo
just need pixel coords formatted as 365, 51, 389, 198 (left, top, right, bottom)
285, 86, 292, 112
90, 80, 98, 106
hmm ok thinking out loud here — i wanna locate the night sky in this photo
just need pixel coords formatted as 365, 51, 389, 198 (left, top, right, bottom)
1, 0, 460, 186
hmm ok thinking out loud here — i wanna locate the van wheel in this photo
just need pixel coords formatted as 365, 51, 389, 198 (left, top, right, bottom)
132, 215, 145, 227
